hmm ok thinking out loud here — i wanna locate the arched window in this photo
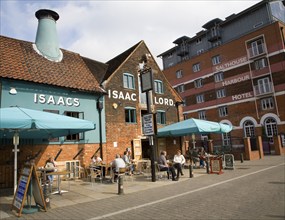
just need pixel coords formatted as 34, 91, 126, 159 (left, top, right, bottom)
264, 117, 278, 143
243, 120, 255, 137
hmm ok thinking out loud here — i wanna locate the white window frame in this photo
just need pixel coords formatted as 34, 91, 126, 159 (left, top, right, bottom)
156, 110, 166, 125
257, 77, 271, 94
176, 70, 183, 79
218, 106, 228, 117
216, 88, 226, 98
198, 110, 206, 120
194, 78, 203, 88
212, 55, 221, 65
196, 94, 204, 103
177, 84, 185, 93
243, 120, 255, 137
254, 58, 268, 70
154, 80, 164, 94
261, 97, 274, 110
214, 72, 224, 82
192, 63, 201, 72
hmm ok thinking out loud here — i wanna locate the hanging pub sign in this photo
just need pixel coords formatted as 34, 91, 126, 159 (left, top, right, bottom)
140, 68, 153, 92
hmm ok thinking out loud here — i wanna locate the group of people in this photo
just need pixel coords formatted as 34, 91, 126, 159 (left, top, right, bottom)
90, 149, 135, 182
190, 147, 208, 168
158, 150, 185, 181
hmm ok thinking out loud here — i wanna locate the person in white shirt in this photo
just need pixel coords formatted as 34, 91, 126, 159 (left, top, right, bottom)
173, 150, 186, 178
111, 154, 126, 182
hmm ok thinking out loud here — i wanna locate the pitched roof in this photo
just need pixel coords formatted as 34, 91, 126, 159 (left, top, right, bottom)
82, 57, 109, 85
104, 41, 142, 81
0, 35, 105, 93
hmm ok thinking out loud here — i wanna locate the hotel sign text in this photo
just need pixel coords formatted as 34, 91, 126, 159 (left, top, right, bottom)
215, 56, 247, 72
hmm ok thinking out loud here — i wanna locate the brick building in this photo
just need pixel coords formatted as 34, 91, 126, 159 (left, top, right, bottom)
158, 0, 285, 156
0, 9, 183, 188
86, 41, 183, 163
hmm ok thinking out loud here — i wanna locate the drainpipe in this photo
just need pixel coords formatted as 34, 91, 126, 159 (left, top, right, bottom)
175, 101, 184, 152
97, 96, 104, 159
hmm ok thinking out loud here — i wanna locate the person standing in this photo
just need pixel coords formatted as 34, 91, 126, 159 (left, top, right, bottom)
158, 151, 178, 181
173, 150, 186, 178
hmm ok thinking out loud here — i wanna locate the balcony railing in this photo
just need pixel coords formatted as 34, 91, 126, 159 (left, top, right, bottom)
247, 43, 266, 58
254, 82, 273, 96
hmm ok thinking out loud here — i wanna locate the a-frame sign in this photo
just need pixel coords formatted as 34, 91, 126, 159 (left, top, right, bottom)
11, 164, 47, 217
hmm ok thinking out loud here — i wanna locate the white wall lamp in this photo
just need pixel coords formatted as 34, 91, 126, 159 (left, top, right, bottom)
9, 87, 17, 95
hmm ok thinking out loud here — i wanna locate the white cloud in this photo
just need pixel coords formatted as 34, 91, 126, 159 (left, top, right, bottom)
0, 0, 259, 67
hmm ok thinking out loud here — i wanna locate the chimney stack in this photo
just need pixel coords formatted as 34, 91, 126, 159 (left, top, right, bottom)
33, 9, 63, 62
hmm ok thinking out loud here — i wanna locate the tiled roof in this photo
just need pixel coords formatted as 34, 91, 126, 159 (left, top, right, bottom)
0, 35, 105, 93
82, 57, 109, 85
105, 41, 142, 81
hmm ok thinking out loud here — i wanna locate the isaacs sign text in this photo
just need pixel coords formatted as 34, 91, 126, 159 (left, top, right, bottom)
108, 89, 174, 106
34, 94, 80, 107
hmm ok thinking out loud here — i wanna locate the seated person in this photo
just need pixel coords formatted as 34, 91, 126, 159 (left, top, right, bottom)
173, 150, 186, 177
122, 151, 135, 175
44, 157, 57, 183
91, 154, 105, 177
158, 151, 178, 181
199, 147, 208, 168
190, 148, 200, 168
111, 154, 126, 182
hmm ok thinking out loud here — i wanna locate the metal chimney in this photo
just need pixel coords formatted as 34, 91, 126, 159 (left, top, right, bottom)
33, 9, 63, 62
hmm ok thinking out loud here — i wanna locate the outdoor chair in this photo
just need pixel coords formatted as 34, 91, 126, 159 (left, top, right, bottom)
155, 162, 170, 180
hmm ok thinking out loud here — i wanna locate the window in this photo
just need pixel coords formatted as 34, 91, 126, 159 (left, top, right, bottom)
196, 38, 202, 44
216, 88, 226, 98
194, 79, 203, 88
64, 111, 84, 141
264, 118, 278, 138
156, 111, 166, 125
123, 73, 135, 89
177, 84, 185, 93
44, 109, 59, 142
211, 26, 219, 37
167, 53, 173, 58
176, 70, 183, 79
222, 132, 231, 146
196, 94, 204, 103
214, 72, 224, 82
249, 38, 265, 57
218, 106, 228, 117
243, 121, 255, 137
125, 107, 136, 123
154, 80, 164, 94
197, 49, 204, 55
198, 110, 206, 120
192, 63, 201, 72
257, 77, 271, 94
212, 41, 221, 47
212, 55, 221, 65
254, 58, 268, 70
261, 97, 274, 110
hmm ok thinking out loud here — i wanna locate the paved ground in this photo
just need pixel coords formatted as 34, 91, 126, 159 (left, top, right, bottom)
1, 155, 284, 219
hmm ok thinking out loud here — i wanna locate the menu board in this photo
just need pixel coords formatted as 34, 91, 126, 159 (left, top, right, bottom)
210, 157, 223, 175
11, 165, 46, 217
224, 154, 234, 170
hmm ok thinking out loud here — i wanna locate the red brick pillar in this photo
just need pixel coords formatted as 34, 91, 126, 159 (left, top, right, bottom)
244, 137, 251, 160
208, 140, 213, 154
257, 136, 264, 159
274, 135, 282, 155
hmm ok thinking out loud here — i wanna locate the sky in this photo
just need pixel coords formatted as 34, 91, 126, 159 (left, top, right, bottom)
0, 0, 260, 68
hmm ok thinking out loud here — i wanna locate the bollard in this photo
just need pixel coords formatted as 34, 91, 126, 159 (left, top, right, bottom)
189, 164, 194, 178
118, 175, 124, 195
43, 173, 50, 208
206, 160, 210, 174
240, 153, 244, 163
